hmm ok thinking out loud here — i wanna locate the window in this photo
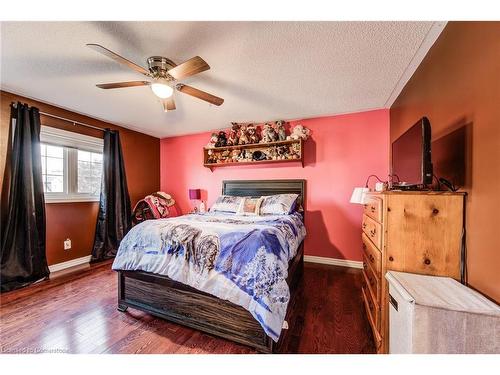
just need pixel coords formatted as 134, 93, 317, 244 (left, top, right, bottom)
41, 144, 65, 193
40, 126, 104, 203
77, 150, 103, 195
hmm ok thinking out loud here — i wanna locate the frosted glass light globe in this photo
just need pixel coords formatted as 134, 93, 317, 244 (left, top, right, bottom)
151, 83, 173, 99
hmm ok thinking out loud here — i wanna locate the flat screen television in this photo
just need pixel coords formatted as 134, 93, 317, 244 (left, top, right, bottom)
391, 117, 433, 188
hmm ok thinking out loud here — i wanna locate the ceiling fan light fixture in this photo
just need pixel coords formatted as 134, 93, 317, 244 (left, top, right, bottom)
151, 82, 174, 99
88, 44, 223, 110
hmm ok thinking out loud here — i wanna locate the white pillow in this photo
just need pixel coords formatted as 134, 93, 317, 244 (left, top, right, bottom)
210, 195, 243, 213
260, 194, 299, 215
236, 197, 264, 216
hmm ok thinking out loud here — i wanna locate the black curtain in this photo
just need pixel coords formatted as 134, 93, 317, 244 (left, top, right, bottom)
1, 103, 49, 292
91, 129, 131, 261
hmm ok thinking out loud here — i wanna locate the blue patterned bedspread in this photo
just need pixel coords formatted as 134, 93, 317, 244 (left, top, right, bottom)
112, 212, 306, 341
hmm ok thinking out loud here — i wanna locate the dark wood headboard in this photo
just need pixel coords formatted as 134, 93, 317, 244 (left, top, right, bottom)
222, 179, 306, 210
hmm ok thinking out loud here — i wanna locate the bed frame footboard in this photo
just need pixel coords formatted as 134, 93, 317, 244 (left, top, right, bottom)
117, 244, 304, 353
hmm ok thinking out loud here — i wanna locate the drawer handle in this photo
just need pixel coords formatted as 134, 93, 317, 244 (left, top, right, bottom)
370, 229, 376, 236
368, 276, 375, 286
389, 256, 394, 262
362, 223, 367, 229
424, 258, 431, 265
371, 206, 376, 213
369, 254, 375, 262
362, 243, 367, 250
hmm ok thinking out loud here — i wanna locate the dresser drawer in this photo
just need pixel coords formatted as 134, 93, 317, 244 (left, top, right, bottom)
362, 233, 381, 274
362, 285, 381, 348
362, 253, 380, 303
362, 214, 382, 250
363, 196, 383, 223
362, 282, 379, 329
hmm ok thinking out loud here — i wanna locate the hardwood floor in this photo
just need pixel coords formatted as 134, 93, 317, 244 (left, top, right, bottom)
0, 261, 375, 354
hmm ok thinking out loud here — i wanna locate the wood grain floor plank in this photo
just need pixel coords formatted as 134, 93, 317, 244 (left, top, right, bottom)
0, 262, 375, 354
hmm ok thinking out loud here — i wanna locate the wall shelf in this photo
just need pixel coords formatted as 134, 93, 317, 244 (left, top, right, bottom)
203, 139, 304, 171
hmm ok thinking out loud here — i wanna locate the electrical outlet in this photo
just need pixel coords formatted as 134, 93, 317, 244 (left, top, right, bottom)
64, 239, 71, 250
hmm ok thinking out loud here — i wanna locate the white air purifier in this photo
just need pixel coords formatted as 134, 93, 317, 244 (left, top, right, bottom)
385, 271, 500, 354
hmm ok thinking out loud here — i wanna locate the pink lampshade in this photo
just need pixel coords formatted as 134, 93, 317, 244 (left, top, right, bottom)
189, 189, 201, 200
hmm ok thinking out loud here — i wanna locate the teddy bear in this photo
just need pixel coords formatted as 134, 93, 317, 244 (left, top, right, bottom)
287, 124, 310, 141
215, 131, 227, 147
206, 149, 217, 163
261, 123, 279, 143
290, 142, 301, 159
246, 124, 260, 144
274, 120, 287, 141
267, 147, 278, 160
238, 125, 249, 145
244, 150, 254, 161
227, 122, 240, 146
231, 149, 241, 162
206, 133, 218, 148
221, 149, 231, 162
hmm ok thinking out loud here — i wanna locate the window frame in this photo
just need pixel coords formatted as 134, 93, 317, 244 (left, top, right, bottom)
40, 126, 104, 204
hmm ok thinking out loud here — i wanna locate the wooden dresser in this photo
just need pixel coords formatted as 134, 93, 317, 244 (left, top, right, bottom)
360, 191, 466, 353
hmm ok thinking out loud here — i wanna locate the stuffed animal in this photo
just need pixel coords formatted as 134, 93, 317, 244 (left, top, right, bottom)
252, 150, 267, 161
261, 123, 278, 143
221, 149, 231, 162
275, 120, 287, 141
246, 124, 260, 144
239, 149, 253, 161
245, 150, 254, 161
206, 133, 218, 148
290, 142, 301, 159
287, 124, 310, 141
231, 149, 241, 162
206, 149, 216, 163
261, 123, 271, 143
215, 131, 227, 147
268, 147, 278, 160
238, 125, 249, 145
276, 146, 288, 160
227, 122, 240, 146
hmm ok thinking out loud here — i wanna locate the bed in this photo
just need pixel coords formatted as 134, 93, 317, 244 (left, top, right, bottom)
113, 179, 306, 353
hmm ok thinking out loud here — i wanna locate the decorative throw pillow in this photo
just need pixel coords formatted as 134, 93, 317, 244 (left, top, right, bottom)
210, 195, 243, 213
260, 193, 299, 215
236, 197, 263, 216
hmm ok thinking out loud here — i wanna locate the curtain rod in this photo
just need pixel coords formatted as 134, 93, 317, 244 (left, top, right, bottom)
11, 102, 105, 132
39, 111, 105, 132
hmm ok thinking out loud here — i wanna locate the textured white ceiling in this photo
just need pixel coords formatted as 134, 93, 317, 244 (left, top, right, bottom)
1, 22, 439, 138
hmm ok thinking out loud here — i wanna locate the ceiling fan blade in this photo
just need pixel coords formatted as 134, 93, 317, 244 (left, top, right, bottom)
96, 81, 150, 89
176, 84, 224, 106
167, 56, 210, 80
162, 97, 176, 111
87, 43, 150, 76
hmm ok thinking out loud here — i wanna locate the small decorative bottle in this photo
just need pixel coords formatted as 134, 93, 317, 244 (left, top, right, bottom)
199, 201, 206, 213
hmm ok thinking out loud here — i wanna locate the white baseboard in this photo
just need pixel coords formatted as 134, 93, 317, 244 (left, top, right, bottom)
48, 255, 92, 273
304, 255, 363, 269
49, 254, 362, 272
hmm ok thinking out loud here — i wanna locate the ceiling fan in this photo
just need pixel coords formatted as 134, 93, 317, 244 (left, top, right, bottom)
86, 43, 224, 112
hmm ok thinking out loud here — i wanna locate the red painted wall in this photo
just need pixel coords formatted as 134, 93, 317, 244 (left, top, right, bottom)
160, 109, 389, 261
